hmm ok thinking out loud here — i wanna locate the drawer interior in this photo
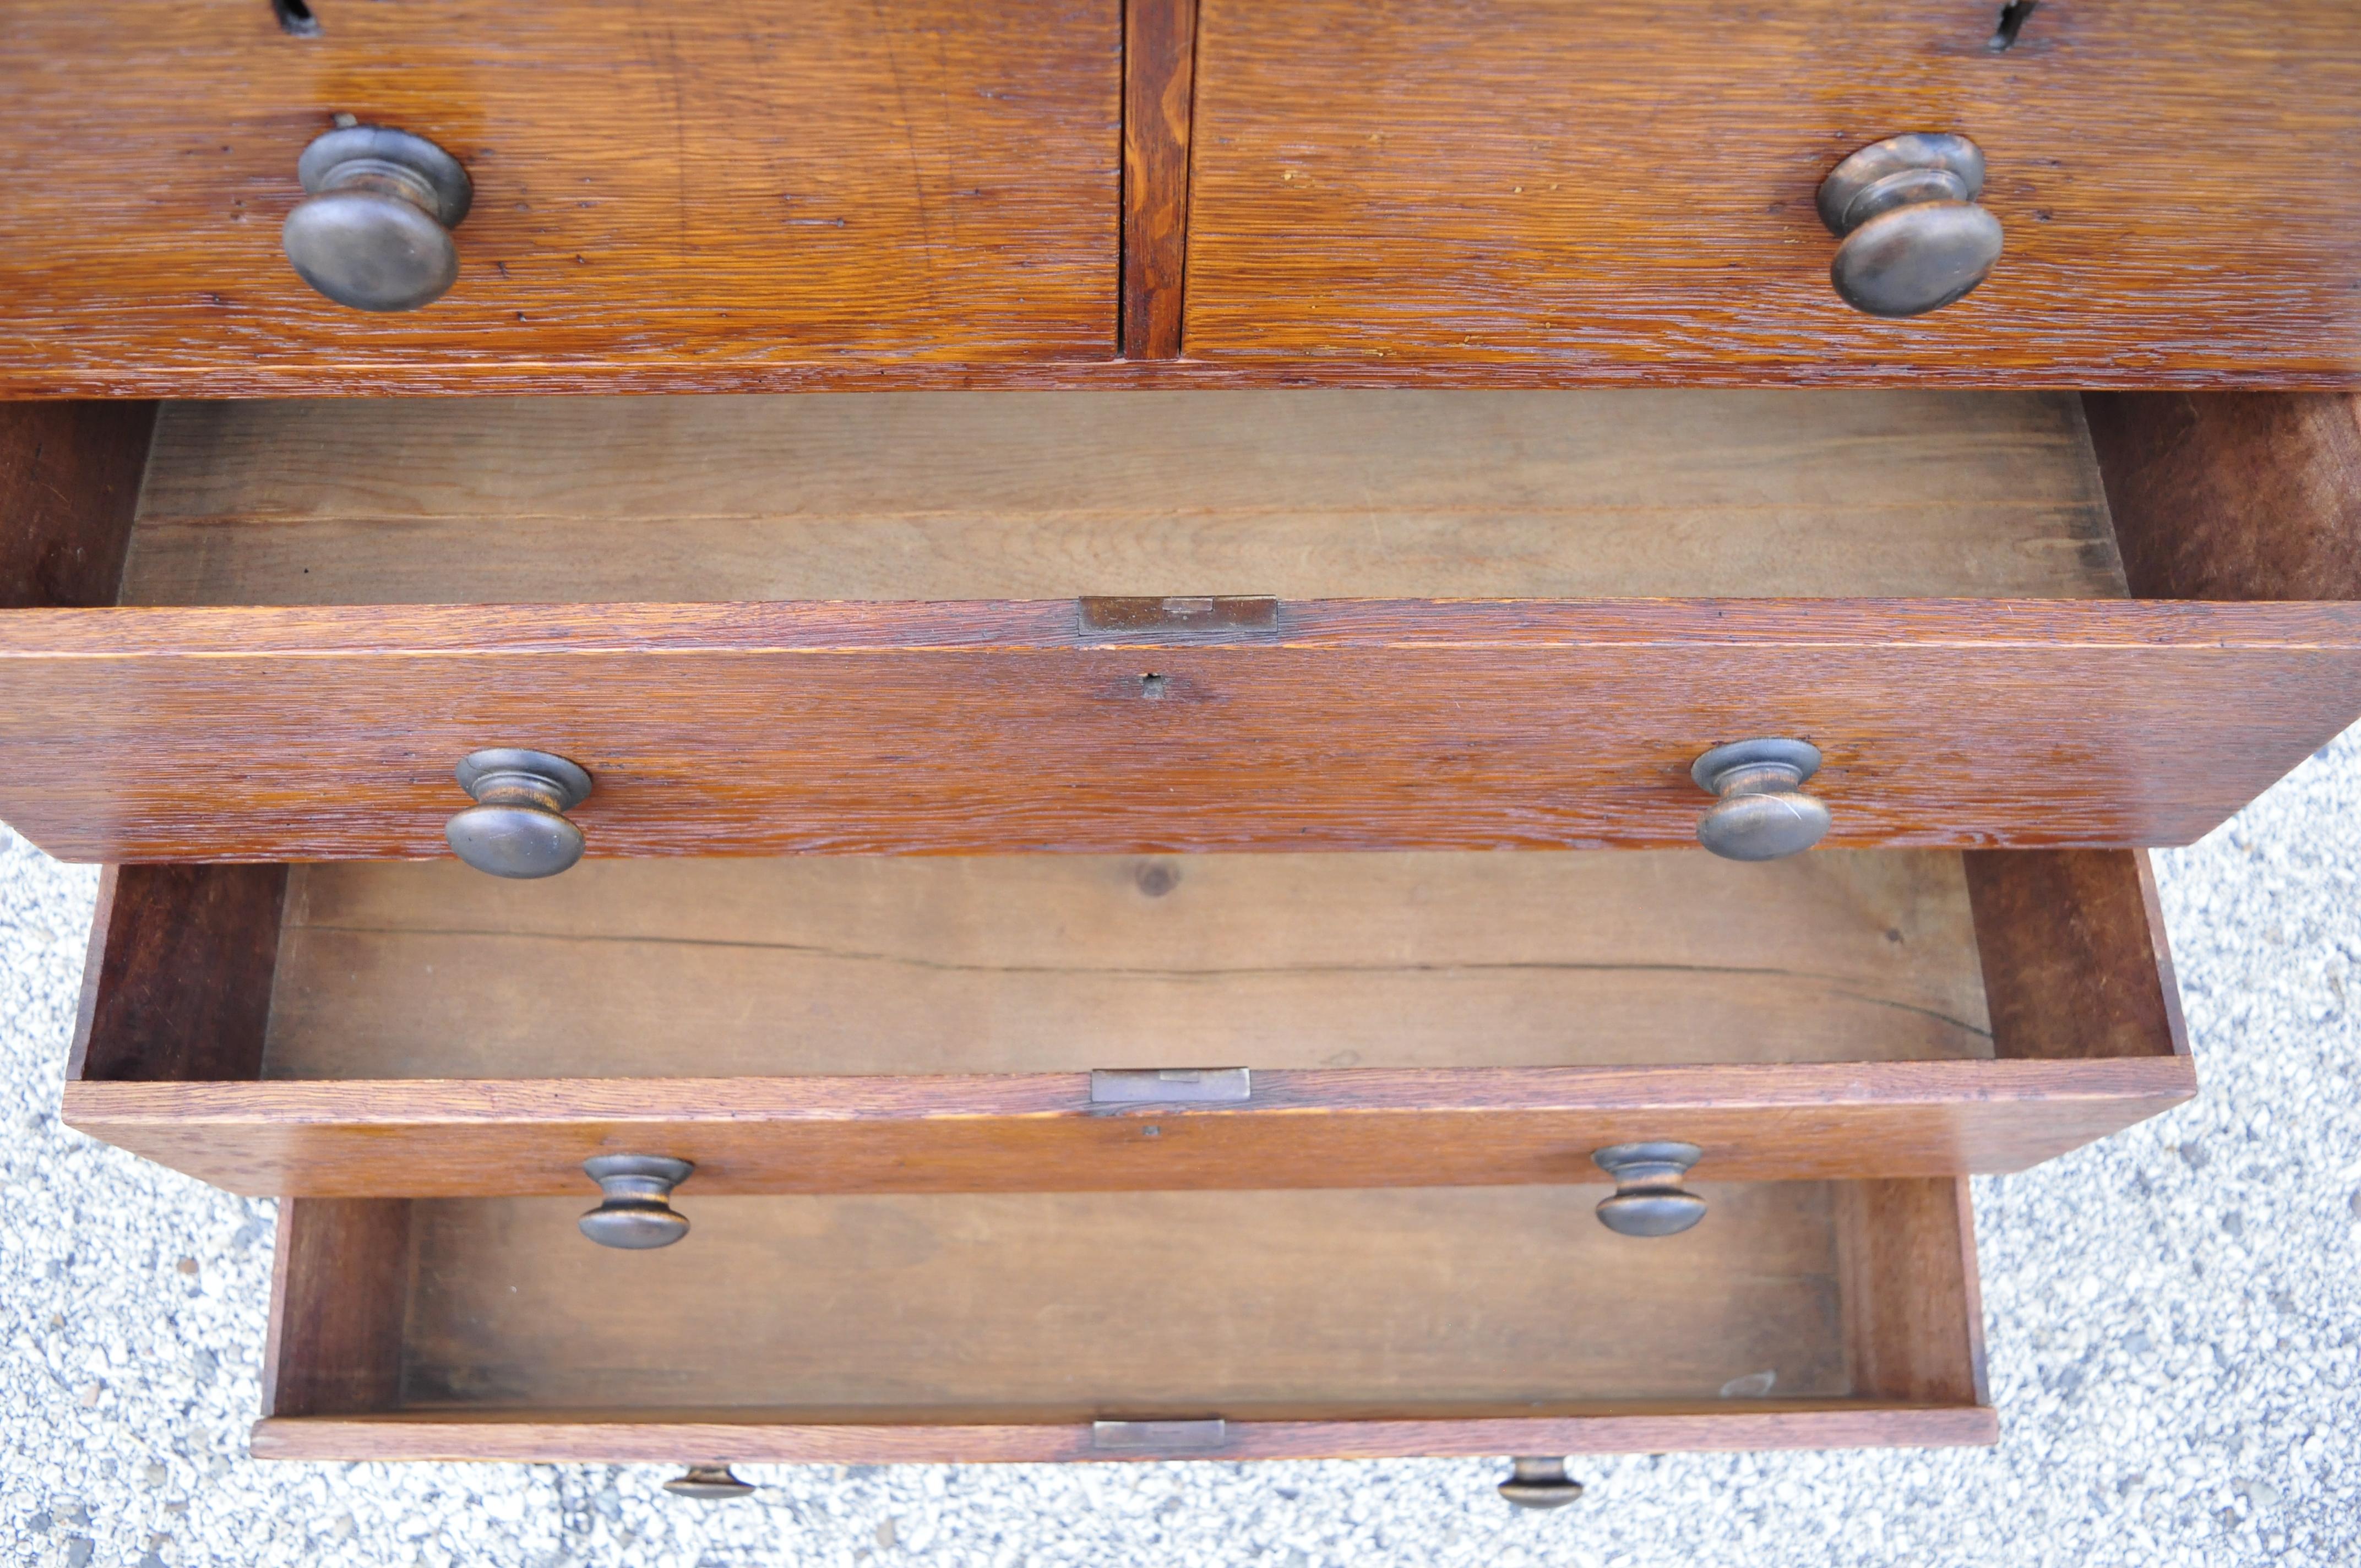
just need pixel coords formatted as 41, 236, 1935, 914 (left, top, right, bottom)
260, 1177, 1989, 1458
261, 848, 1993, 1078
119, 390, 2128, 605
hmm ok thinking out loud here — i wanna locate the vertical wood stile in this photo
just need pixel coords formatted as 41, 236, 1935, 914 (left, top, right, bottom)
1122, 0, 1198, 357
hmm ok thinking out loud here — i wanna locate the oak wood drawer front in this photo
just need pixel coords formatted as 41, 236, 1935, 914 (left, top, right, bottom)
0, 1, 1118, 396
1182, 0, 2361, 385
2, 390, 2358, 862
250, 1177, 1991, 1463
63, 847, 2191, 1196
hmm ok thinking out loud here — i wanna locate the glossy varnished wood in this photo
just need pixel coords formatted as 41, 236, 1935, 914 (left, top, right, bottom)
251, 1404, 1999, 1463
123, 391, 2128, 603
0, 402, 156, 607
1182, 0, 2361, 386
68, 1061, 2196, 1199
1120, 0, 1196, 357
62, 849, 2193, 1196
0, 1, 1119, 396
0, 599, 2356, 862
251, 1181, 1994, 1461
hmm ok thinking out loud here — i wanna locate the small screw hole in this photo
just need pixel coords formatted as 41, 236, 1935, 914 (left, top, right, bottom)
1139, 673, 1169, 700
1987, 0, 2036, 51
274, 0, 321, 36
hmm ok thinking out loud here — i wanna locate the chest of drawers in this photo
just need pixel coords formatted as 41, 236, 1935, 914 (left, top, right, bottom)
5, 0, 2358, 1511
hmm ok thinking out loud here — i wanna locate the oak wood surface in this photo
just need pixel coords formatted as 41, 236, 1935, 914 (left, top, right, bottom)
0, 599, 2355, 862
2085, 393, 2361, 600
58, 844, 2192, 1195
1965, 850, 2190, 1063
249, 1403, 2000, 1464
259, 851, 1994, 1077
63, 1059, 2195, 1198
260, 1199, 410, 1419
246, 1180, 1991, 1462
0, 0, 1119, 397
123, 390, 2127, 605
1121, 0, 1196, 357
1181, 0, 2361, 386
0, 402, 157, 608
67, 864, 286, 1084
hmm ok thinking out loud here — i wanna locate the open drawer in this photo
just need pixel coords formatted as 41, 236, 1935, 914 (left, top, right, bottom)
0, 389, 2357, 863
250, 1177, 1993, 1464
64, 843, 2191, 1196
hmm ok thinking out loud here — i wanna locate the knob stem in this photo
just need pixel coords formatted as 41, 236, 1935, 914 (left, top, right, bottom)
285, 125, 473, 312
1816, 133, 2002, 317
580, 1154, 694, 1249
1691, 738, 1829, 862
664, 1464, 754, 1499
1592, 1140, 1707, 1238
447, 748, 592, 879
1499, 1456, 1585, 1509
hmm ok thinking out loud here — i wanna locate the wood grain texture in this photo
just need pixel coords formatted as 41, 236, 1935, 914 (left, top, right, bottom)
66, 864, 286, 1083
61, 1059, 2196, 1198
2084, 393, 2361, 600
249, 1403, 2000, 1464
1965, 850, 2190, 1063
255, 851, 1994, 1077
122, 390, 2128, 604
392, 1186, 1852, 1409
260, 1199, 410, 1419
0, 0, 1118, 398
0, 600, 2356, 862
0, 402, 156, 608
247, 1182, 1990, 1463
1121, 0, 1196, 356
58, 849, 2192, 1197
1182, 0, 2361, 386
1836, 1178, 1989, 1407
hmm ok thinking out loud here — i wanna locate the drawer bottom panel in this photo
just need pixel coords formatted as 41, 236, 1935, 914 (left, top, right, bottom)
254, 1178, 1991, 1463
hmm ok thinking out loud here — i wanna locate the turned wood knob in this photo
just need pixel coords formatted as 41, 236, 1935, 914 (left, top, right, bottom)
579, 1155, 693, 1249
284, 125, 473, 311
1498, 1456, 1585, 1509
664, 1464, 754, 1499
1592, 1141, 1706, 1237
1817, 133, 2002, 317
1691, 738, 1829, 862
447, 749, 592, 879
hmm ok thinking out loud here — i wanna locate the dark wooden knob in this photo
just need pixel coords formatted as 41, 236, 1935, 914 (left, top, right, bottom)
1592, 1141, 1706, 1237
1691, 738, 1829, 862
284, 125, 473, 312
1498, 1456, 1585, 1509
579, 1155, 693, 1249
1817, 133, 2002, 317
664, 1464, 754, 1499
447, 749, 591, 879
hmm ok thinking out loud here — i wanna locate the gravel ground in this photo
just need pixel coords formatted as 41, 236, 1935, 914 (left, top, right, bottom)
3, 732, 2355, 1568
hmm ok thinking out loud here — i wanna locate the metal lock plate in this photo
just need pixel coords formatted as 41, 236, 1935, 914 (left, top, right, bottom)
1091, 1419, 1229, 1453
1089, 1068, 1253, 1106
1078, 596, 1280, 643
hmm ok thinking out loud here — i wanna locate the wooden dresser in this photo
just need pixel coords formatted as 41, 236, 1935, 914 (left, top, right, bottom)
4, 0, 2358, 1507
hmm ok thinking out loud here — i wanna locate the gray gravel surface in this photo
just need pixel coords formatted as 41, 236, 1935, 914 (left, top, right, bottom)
3, 731, 2357, 1568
